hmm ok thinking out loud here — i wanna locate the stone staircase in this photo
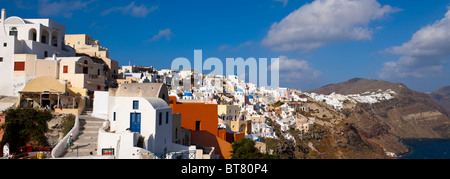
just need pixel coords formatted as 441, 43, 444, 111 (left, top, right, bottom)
61, 111, 105, 158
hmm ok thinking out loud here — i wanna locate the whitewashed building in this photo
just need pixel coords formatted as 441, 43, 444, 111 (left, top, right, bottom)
0, 9, 76, 96
96, 83, 198, 159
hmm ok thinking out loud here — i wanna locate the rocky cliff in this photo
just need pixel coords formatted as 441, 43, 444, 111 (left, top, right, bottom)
429, 86, 450, 115
274, 78, 450, 158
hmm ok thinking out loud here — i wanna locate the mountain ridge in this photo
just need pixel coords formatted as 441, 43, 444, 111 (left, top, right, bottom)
305, 78, 450, 157
309, 78, 408, 95
429, 86, 450, 115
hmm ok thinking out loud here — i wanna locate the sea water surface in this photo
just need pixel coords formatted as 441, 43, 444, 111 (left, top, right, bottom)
400, 139, 450, 159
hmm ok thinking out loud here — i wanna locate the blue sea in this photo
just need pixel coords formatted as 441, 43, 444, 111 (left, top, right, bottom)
399, 139, 450, 159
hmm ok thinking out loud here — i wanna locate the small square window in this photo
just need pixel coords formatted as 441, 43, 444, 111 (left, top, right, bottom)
133, 100, 139, 110
3, 43, 6, 47
14, 62, 25, 71
0, 57, 3, 62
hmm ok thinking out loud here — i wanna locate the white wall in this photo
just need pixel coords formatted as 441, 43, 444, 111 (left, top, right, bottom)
0, 13, 75, 96
92, 91, 109, 119
97, 121, 144, 159
0, 35, 16, 96
108, 96, 173, 154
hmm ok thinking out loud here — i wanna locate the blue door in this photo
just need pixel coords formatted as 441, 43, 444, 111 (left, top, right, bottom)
130, 113, 141, 134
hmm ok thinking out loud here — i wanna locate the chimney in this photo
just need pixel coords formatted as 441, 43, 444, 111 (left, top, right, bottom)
52, 52, 57, 61
1, 9, 5, 23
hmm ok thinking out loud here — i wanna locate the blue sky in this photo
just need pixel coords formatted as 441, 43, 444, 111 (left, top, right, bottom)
2, 0, 450, 92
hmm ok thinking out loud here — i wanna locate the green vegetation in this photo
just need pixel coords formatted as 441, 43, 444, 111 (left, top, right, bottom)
261, 138, 280, 151
231, 138, 279, 159
271, 101, 285, 107
0, 108, 52, 152
61, 114, 76, 136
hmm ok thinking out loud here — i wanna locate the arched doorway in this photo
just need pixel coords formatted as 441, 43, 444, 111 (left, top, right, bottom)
29, 28, 37, 41
51, 31, 59, 47
41, 29, 50, 45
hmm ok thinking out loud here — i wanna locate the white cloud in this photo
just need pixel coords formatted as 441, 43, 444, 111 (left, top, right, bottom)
273, 56, 323, 83
101, 1, 158, 18
378, 57, 444, 79
147, 28, 174, 42
38, 0, 94, 18
379, 10, 450, 79
262, 0, 399, 52
217, 44, 230, 53
274, 0, 289, 7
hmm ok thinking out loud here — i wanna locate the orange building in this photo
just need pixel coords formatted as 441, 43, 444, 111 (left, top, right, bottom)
169, 96, 218, 136
169, 96, 232, 159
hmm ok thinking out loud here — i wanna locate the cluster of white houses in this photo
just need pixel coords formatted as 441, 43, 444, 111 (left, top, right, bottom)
0, 9, 320, 159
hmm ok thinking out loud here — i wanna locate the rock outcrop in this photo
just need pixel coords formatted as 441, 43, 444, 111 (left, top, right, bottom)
309, 78, 450, 157
261, 78, 450, 159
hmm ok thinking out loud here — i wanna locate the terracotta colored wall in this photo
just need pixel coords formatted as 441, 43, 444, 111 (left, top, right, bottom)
218, 128, 227, 141
191, 131, 232, 159
234, 132, 245, 142
169, 96, 218, 136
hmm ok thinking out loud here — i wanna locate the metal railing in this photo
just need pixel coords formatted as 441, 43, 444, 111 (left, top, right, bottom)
152, 150, 196, 159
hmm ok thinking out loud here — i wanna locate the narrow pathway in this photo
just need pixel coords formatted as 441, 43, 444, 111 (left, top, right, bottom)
61, 112, 104, 158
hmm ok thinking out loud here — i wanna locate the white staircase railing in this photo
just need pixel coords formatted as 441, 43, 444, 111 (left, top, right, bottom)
51, 113, 80, 158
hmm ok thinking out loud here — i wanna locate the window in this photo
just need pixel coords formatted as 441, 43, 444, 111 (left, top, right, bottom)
166, 112, 169, 124
195, 121, 201, 131
14, 62, 25, 71
102, 148, 114, 156
97, 69, 100, 75
44, 51, 48, 57
133, 100, 139, 110
159, 112, 162, 125
0, 57, 3, 62
51, 36, 58, 47
41, 35, 47, 44
83, 67, 88, 74
9, 27, 17, 37
63, 65, 68, 73
3, 43, 6, 47
113, 112, 116, 121
175, 128, 178, 139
